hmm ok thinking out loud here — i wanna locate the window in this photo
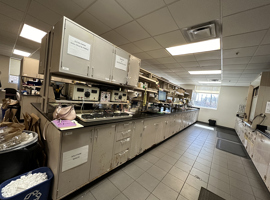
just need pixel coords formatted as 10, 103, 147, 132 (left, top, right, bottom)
9, 58, 21, 84
191, 86, 220, 109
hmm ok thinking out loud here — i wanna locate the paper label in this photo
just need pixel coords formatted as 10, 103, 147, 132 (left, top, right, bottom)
115, 55, 128, 71
265, 101, 270, 114
67, 35, 91, 60
62, 145, 88, 172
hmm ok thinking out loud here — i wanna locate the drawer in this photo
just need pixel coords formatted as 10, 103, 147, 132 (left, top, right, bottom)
116, 122, 133, 133
116, 128, 132, 141
113, 149, 129, 168
114, 137, 131, 154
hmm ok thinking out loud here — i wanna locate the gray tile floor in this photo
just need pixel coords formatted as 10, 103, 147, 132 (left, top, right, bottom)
64, 123, 270, 200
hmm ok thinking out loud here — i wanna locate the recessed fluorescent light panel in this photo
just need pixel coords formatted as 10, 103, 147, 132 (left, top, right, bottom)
166, 38, 220, 56
20, 24, 46, 43
188, 70, 221, 75
199, 81, 221, 84
13, 49, 31, 57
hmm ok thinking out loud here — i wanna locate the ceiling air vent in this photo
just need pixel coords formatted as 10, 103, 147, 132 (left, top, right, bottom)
182, 20, 221, 42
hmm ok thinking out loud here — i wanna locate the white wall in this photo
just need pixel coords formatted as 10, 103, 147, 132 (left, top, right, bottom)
0, 55, 18, 89
198, 86, 248, 128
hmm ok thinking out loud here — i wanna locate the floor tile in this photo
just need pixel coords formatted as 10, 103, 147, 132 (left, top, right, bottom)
142, 153, 159, 164
194, 161, 211, 174
177, 195, 188, 200
186, 174, 207, 191
162, 154, 178, 165
79, 191, 96, 200
179, 156, 195, 166
136, 172, 160, 192
153, 182, 178, 200
91, 179, 120, 200
228, 169, 249, 184
134, 158, 153, 171
207, 184, 231, 200
150, 149, 166, 158
190, 168, 209, 183
209, 175, 230, 194
174, 161, 192, 173
210, 168, 230, 184
182, 152, 197, 160
180, 183, 200, 200
162, 173, 184, 192
123, 164, 144, 180
211, 163, 229, 175
113, 193, 128, 200
230, 185, 255, 200
196, 157, 212, 168
147, 165, 167, 181
155, 159, 173, 172
123, 182, 150, 200
146, 194, 159, 200
248, 177, 266, 190
251, 186, 270, 200
229, 176, 253, 194
108, 170, 134, 191
156, 146, 170, 154
169, 166, 189, 182
166, 151, 182, 160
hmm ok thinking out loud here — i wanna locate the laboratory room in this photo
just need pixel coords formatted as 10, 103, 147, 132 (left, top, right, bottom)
1, 1, 270, 200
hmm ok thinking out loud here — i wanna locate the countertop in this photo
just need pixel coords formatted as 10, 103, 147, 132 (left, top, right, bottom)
31, 103, 199, 129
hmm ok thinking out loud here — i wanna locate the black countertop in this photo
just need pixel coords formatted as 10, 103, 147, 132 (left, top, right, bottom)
31, 103, 199, 129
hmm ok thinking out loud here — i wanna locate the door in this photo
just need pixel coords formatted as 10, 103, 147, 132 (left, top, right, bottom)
58, 128, 93, 199
127, 55, 140, 87
112, 47, 129, 84
155, 118, 165, 144
61, 19, 93, 77
91, 36, 114, 82
141, 118, 156, 152
129, 120, 143, 159
90, 124, 115, 181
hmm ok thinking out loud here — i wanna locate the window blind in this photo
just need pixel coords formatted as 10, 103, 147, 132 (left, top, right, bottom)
9, 58, 21, 76
194, 86, 220, 94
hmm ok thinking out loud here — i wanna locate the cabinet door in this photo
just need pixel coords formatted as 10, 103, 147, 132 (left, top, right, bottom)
58, 129, 93, 199
61, 20, 93, 77
141, 118, 156, 152
155, 119, 164, 144
112, 47, 129, 85
163, 116, 170, 139
90, 124, 115, 181
129, 120, 143, 159
22, 57, 39, 78
39, 34, 49, 74
91, 37, 114, 82
127, 55, 140, 87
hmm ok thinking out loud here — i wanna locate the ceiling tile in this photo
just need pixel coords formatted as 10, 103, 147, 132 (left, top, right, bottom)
242, 69, 263, 74
0, 29, 17, 46
223, 30, 266, 49
246, 63, 270, 69
152, 64, 167, 69
30, 49, 40, 60
199, 66, 221, 70
223, 69, 243, 73
168, 0, 220, 28
133, 52, 153, 60
224, 57, 251, 65
198, 59, 221, 66
222, 0, 270, 16
179, 61, 200, 68
164, 0, 179, 4
146, 49, 170, 58
28, 1, 62, 26
164, 63, 182, 68
235, 83, 250, 86
137, 7, 178, 36
14, 44, 36, 54
100, 30, 129, 46
223, 73, 242, 78
250, 55, 270, 63
174, 54, 197, 62
154, 30, 187, 48
0, 0, 29, 11
16, 37, 40, 51
133, 38, 162, 51
223, 46, 258, 58
261, 29, 270, 44
255, 44, 270, 56
223, 65, 247, 69
115, 21, 150, 42
0, 2, 24, 21
170, 68, 187, 72
75, 12, 111, 35
156, 57, 177, 64
24, 14, 51, 32
0, 13, 21, 35
143, 59, 161, 64
223, 5, 270, 37
240, 73, 260, 78
87, 0, 133, 29
119, 43, 143, 54
195, 50, 221, 61
72, 0, 96, 9
116, 0, 165, 18
35, 0, 84, 19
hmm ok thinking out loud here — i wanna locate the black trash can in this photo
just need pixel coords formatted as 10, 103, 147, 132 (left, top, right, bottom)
0, 131, 39, 183
208, 119, 216, 126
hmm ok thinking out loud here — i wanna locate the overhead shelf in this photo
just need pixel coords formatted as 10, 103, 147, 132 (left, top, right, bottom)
139, 75, 157, 84
146, 89, 158, 94
52, 100, 129, 104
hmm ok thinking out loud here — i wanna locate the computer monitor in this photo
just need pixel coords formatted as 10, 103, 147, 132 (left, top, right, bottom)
158, 90, 167, 102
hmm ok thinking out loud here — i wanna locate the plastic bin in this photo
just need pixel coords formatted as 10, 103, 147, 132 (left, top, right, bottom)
0, 167, 53, 200
208, 119, 216, 126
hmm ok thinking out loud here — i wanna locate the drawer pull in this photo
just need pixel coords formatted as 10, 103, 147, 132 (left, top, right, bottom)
119, 150, 128, 157
121, 130, 131, 136
120, 138, 130, 144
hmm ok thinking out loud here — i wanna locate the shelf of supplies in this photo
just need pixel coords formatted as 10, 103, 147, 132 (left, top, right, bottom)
133, 87, 145, 92
175, 92, 184, 96
139, 75, 157, 83
52, 100, 128, 104
146, 89, 158, 94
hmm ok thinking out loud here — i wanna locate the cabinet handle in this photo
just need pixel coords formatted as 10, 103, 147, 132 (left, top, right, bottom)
87, 66, 89, 76
91, 67, 94, 77
124, 123, 130, 127
95, 131, 98, 141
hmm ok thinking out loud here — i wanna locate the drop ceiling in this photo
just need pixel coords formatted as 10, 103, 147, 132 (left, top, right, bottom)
1, 0, 270, 87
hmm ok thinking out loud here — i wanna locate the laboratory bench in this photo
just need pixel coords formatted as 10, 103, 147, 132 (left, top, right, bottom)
31, 103, 199, 200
